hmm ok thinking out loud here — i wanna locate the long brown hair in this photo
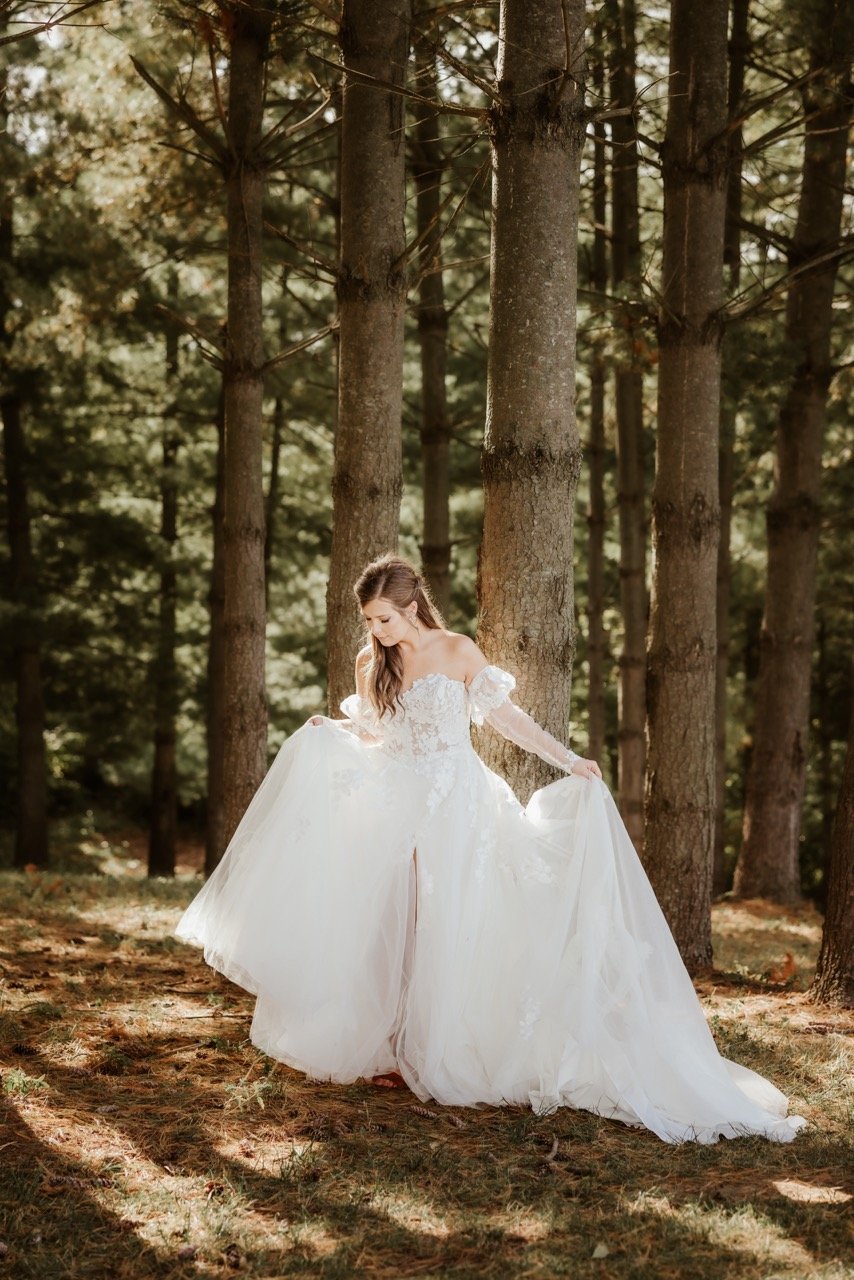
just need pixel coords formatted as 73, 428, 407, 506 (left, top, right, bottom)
353, 553, 446, 717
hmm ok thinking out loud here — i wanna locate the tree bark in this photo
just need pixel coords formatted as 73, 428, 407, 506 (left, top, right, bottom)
606, 0, 647, 850
326, 0, 411, 711
148, 313, 180, 878
734, 2, 852, 901
811, 672, 854, 1007
586, 32, 609, 767
1, 395, 50, 869
205, 385, 227, 875
412, 22, 451, 618
644, 0, 729, 972
220, 4, 273, 847
714, 0, 749, 894
476, 0, 586, 800
265, 388, 284, 604
0, 48, 49, 868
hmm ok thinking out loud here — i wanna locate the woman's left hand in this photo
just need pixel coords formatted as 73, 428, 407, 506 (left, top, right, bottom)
571, 757, 602, 780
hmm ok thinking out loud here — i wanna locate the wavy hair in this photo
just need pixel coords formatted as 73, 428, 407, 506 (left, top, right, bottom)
353, 553, 445, 718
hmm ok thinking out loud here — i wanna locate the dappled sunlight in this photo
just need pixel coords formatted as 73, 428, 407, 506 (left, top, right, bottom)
770, 1178, 851, 1205
711, 899, 823, 988
627, 1191, 819, 1272
2, 874, 851, 1278
369, 1190, 451, 1238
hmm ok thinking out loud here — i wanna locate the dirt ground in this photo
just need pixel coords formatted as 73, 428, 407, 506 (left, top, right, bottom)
0, 853, 851, 1279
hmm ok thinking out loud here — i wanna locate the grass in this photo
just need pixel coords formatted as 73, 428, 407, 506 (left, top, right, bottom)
0, 852, 852, 1279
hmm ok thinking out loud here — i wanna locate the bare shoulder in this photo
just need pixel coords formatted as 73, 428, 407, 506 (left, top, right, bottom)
443, 632, 489, 682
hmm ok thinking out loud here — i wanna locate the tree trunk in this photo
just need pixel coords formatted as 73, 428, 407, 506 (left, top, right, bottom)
734, 3, 851, 901
264, 390, 284, 603
148, 315, 180, 878
606, 0, 646, 850
811, 674, 854, 1007
1, 395, 50, 869
412, 25, 451, 618
326, 0, 411, 711
476, 0, 586, 800
644, 0, 729, 972
816, 620, 835, 873
220, 5, 273, 847
586, 33, 609, 767
205, 385, 227, 875
714, 0, 749, 895
0, 54, 49, 868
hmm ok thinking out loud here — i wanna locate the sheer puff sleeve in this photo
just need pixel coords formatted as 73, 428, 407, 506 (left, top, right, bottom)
339, 693, 383, 743
467, 664, 581, 774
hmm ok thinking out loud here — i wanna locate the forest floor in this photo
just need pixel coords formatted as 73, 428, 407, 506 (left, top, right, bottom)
0, 831, 852, 1280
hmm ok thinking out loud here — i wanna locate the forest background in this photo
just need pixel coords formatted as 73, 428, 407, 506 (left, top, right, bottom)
0, 3, 853, 1278
0, 0, 851, 979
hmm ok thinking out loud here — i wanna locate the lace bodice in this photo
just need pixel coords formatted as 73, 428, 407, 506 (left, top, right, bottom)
339, 664, 580, 797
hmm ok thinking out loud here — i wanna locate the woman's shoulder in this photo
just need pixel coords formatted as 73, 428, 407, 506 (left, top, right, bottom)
432, 631, 488, 680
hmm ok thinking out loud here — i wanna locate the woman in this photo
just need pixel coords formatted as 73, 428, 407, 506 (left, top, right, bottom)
177, 554, 805, 1144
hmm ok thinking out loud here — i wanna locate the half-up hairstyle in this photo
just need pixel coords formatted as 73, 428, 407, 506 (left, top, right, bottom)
353, 553, 446, 718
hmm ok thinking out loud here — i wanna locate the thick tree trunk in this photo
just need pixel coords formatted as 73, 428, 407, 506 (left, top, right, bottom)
644, 0, 729, 972
2, 394, 49, 869
148, 319, 180, 877
606, 0, 646, 850
412, 28, 451, 618
0, 62, 49, 868
205, 386, 227, 875
586, 39, 608, 767
326, 0, 411, 711
476, 0, 586, 800
714, 0, 749, 895
811, 677, 854, 1007
220, 6, 272, 846
734, 4, 851, 901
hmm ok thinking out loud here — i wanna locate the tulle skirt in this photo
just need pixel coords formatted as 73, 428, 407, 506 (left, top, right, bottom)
177, 722, 806, 1144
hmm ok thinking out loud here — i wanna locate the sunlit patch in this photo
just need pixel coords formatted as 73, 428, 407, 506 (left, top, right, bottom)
488, 1206, 552, 1242
771, 1178, 851, 1205
627, 1191, 818, 1271
371, 1191, 450, 1238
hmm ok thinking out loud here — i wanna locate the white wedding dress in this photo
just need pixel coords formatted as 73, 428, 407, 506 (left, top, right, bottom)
177, 665, 806, 1144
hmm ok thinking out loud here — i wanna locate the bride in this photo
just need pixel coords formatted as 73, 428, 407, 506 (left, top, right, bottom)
177, 554, 805, 1144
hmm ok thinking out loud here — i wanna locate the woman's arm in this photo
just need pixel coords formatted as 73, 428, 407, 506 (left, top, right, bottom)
460, 637, 602, 780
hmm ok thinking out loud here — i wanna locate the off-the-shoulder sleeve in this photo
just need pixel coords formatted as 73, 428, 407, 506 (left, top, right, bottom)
466, 664, 516, 726
467, 664, 581, 773
339, 693, 383, 740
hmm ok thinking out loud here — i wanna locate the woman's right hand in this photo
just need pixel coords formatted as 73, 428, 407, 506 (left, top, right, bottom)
308, 715, 326, 726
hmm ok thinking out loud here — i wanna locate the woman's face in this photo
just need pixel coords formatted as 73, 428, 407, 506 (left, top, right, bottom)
362, 595, 415, 646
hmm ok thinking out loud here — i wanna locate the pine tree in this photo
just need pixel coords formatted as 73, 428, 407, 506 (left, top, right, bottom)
644, 0, 729, 971
325, 0, 411, 710
477, 0, 586, 798
734, 0, 853, 901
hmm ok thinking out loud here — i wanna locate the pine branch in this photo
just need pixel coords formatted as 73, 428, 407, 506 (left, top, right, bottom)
724, 239, 854, 323
0, 0, 105, 47
260, 93, 332, 154
130, 56, 227, 165
154, 304, 225, 369
307, 50, 488, 120
263, 222, 337, 277
261, 322, 339, 374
